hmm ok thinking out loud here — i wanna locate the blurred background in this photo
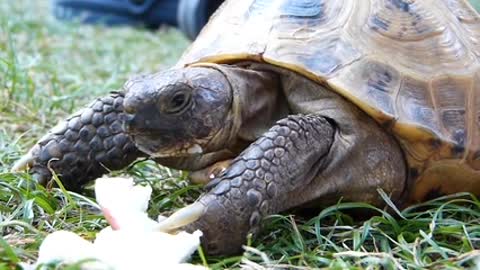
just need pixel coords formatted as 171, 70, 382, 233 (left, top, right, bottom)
471, 0, 480, 9
53, 0, 225, 40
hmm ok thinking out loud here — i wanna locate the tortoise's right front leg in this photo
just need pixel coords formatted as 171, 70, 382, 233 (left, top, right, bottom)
13, 92, 145, 191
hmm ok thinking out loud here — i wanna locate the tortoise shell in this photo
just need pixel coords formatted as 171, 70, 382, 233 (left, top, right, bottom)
176, 0, 480, 202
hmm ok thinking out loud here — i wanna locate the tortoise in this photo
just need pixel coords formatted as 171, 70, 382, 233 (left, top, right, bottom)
13, 0, 480, 255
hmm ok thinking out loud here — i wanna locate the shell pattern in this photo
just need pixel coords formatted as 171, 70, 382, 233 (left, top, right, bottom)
178, 0, 480, 202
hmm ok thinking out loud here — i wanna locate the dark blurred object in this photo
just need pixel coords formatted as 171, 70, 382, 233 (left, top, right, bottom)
53, 0, 224, 40
177, 0, 223, 40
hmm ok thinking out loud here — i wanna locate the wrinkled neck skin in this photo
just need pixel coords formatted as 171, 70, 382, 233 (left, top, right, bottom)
156, 63, 288, 171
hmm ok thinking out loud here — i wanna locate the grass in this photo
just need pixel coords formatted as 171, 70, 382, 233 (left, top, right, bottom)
1, 1, 480, 269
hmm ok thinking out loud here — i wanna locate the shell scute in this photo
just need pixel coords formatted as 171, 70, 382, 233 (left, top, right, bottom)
396, 77, 439, 135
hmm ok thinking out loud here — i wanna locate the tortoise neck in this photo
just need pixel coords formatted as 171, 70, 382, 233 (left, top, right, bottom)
220, 63, 289, 144
193, 63, 289, 154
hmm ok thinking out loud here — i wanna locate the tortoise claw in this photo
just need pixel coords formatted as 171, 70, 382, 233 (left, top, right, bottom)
12, 146, 53, 187
189, 159, 232, 185
156, 203, 205, 233
11, 150, 34, 172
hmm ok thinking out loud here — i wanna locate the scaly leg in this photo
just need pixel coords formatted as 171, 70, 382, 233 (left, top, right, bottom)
13, 92, 145, 191
157, 114, 406, 255
191, 115, 337, 254
157, 114, 334, 255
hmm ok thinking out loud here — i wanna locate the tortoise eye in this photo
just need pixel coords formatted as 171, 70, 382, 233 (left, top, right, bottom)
165, 91, 191, 114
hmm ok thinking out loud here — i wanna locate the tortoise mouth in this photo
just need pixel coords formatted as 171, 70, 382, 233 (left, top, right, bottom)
130, 133, 205, 158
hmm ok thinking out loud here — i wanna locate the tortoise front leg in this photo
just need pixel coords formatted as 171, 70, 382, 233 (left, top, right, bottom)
13, 92, 145, 191
158, 114, 335, 255
159, 113, 406, 255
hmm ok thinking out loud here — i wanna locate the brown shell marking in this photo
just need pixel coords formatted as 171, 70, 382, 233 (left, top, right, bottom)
178, 0, 480, 202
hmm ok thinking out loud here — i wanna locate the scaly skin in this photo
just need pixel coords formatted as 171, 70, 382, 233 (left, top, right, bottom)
28, 92, 144, 191
185, 114, 335, 255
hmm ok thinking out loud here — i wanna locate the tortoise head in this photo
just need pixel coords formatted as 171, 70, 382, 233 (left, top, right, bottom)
123, 66, 233, 158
